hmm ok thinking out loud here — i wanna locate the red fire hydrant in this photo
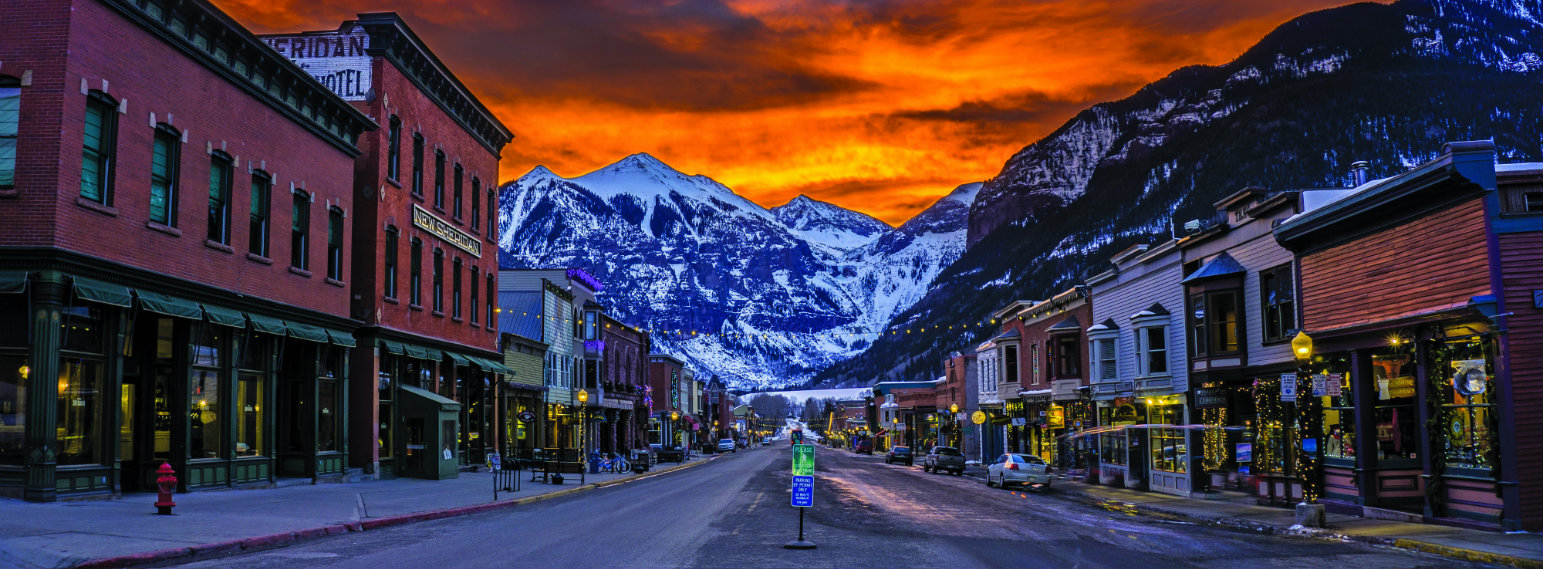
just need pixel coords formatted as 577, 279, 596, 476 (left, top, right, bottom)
155, 462, 177, 515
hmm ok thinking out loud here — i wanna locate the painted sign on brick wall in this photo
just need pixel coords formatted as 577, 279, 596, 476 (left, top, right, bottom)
262, 27, 372, 101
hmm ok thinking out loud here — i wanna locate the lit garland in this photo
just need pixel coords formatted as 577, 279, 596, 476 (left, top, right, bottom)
1201, 407, 1228, 471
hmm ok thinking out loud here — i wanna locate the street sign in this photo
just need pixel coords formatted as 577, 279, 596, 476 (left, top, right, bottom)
1280, 373, 1298, 402
792, 444, 815, 476
1311, 374, 1328, 397
1326, 374, 1343, 397
791, 475, 813, 507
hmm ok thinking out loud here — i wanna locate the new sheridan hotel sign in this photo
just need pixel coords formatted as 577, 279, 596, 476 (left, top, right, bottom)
412, 205, 482, 258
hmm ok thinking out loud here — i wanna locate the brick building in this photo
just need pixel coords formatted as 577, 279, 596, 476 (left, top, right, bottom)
601, 313, 649, 452
0, 0, 373, 500
261, 14, 514, 478
647, 354, 687, 446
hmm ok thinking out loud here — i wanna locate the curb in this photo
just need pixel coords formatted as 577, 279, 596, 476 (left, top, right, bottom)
1052, 485, 1541, 569
72, 455, 720, 569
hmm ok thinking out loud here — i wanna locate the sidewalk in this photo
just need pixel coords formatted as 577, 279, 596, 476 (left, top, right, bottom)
1048, 478, 1542, 569
0, 455, 718, 569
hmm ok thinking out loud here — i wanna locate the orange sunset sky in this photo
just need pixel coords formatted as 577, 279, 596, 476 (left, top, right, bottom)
220, 0, 1357, 225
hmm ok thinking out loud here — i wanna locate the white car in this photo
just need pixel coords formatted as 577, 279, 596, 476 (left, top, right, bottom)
985, 453, 1052, 489
717, 439, 737, 453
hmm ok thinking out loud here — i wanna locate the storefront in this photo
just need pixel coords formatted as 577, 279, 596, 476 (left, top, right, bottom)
0, 274, 355, 499
1097, 398, 1144, 488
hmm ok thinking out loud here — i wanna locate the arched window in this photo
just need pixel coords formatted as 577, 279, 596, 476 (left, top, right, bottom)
469, 266, 480, 324
149, 123, 180, 226
386, 115, 401, 181
453, 162, 463, 219
81, 90, 118, 204
411, 133, 424, 196
1, 75, 22, 189
451, 257, 463, 319
249, 171, 272, 257
290, 189, 310, 270
432, 248, 444, 313
470, 177, 481, 231
384, 226, 399, 299
208, 150, 234, 244
409, 237, 423, 305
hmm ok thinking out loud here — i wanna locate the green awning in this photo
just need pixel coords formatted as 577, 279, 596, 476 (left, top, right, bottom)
136, 290, 202, 319
477, 357, 513, 375
422, 347, 443, 362
200, 304, 247, 328
380, 340, 405, 355
327, 329, 357, 348
285, 322, 329, 343
248, 314, 287, 335
445, 352, 471, 367
0, 271, 28, 294
403, 344, 430, 360
73, 277, 133, 307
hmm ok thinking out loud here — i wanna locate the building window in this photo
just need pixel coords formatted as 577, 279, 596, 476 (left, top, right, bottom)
0, 76, 17, 189
1003, 345, 1019, 383
470, 177, 481, 231
432, 249, 444, 313
1434, 340, 1497, 472
236, 371, 265, 457
1500, 183, 1543, 214
486, 274, 495, 325
326, 207, 344, 280
291, 190, 309, 270
1260, 265, 1295, 343
208, 152, 233, 244
318, 352, 342, 453
453, 163, 463, 219
409, 237, 423, 306
81, 91, 118, 204
434, 150, 445, 209
411, 133, 424, 197
1054, 335, 1080, 378
584, 310, 599, 341
189, 326, 223, 460
386, 115, 401, 182
1149, 404, 1186, 473
1136, 326, 1168, 376
249, 171, 271, 257
1189, 291, 1242, 357
486, 188, 496, 240
452, 257, 463, 319
149, 124, 180, 226
384, 226, 399, 299
470, 266, 479, 324
1091, 337, 1116, 381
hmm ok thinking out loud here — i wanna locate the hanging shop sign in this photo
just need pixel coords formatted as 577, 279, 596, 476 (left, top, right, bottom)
1280, 373, 1298, 403
1046, 406, 1065, 429
971, 411, 987, 425
1452, 360, 1488, 396
1194, 388, 1227, 408
1112, 404, 1139, 425
517, 410, 536, 423
412, 205, 482, 258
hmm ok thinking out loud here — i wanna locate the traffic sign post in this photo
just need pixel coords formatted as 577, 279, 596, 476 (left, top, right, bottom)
785, 444, 817, 550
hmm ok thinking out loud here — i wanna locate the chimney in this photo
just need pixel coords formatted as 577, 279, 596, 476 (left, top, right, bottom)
1350, 160, 1370, 187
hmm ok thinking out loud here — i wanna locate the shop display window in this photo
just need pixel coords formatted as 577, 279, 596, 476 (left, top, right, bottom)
189, 369, 221, 459
57, 358, 104, 465
236, 373, 264, 457
1251, 375, 1295, 476
1431, 338, 1497, 472
0, 353, 26, 466
1149, 404, 1185, 473
1317, 355, 1354, 462
1371, 351, 1417, 461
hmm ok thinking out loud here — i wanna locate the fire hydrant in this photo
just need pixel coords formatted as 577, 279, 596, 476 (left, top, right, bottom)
155, 462, 177, 515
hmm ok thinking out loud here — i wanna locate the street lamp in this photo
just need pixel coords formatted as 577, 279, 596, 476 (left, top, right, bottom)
1291, 330, 1325, 526
949, 403, 960, 446
577, 389, 589, 463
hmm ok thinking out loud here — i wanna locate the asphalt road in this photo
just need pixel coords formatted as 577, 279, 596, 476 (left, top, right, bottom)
173, 445, 1495, 569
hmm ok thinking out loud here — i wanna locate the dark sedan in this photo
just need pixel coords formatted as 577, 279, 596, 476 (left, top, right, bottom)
885, 446, 913, 466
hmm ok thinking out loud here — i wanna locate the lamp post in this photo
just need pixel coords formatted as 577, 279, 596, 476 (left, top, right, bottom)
577, 389, 589, 467
670, 410, 680, 448
1291, 331, 1326, 527
949, 403, 961, 447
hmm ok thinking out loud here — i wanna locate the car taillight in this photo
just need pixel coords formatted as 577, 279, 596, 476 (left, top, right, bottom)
1007, 462, 1018, 470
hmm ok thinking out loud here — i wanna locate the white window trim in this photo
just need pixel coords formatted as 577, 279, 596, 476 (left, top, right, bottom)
1132, 318, 1171, 379
1087, 330, 1119, 382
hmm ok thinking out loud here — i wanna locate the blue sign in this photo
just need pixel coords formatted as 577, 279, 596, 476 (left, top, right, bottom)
791, 475, 814, 507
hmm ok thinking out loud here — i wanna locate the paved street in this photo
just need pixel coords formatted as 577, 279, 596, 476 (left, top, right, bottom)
167, 445, 1497, 569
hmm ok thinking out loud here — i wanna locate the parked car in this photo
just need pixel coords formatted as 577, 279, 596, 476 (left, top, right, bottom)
717, 439, 737, 453
923, 446, 965, 475
985, 453, 1052, 490
885, 446, 913, 466
854, 439, 873, 454
760, 440, 771, 446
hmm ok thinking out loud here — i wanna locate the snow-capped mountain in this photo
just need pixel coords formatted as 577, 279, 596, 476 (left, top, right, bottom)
498, 154, 976, 389
817, 0, 1543, 386
771, 195, 890, 253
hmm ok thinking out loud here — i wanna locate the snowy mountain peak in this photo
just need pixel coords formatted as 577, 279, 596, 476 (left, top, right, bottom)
771, 194, 891, 252
519, 165, 562, 184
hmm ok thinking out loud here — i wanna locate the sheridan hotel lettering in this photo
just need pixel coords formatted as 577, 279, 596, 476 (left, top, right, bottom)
413, 205, 482, 258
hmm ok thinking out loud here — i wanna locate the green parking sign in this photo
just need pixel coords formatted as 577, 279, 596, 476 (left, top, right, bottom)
792, 444, 814, 476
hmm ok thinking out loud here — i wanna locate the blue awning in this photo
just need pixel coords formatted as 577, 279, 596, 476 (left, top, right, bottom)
1180, 252, 1246, 284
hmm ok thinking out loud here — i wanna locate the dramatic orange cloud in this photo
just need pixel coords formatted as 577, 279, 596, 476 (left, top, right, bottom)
217, 0, 1355, 225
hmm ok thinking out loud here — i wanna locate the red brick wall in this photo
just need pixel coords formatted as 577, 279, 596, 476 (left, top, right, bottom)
0, 0, 71, 243
353, 60, 501, 352
1020, 302, 1092, 387
1300, 198, 1490, 332
648, 358, 682, 414
2, 0, 355, 317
